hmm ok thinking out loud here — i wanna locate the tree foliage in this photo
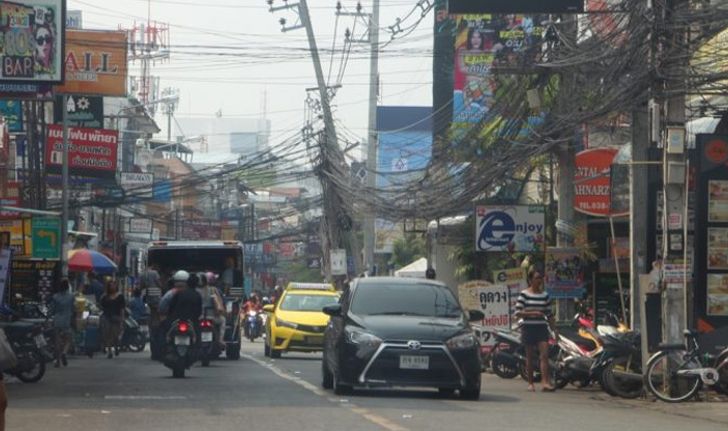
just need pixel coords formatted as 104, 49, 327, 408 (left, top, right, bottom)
389, 233, 426, 270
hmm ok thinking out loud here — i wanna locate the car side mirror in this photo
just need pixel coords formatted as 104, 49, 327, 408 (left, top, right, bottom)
322, 304, 342, 317
468, 310, 485, 322
262, 304, 274, 313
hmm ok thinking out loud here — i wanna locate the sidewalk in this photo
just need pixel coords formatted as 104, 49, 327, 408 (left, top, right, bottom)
590, 391, 728, 425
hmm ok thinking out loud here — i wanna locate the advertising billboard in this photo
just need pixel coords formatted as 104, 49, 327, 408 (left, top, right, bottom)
475, 205, 545, 252
53, 94, 104, 128
54, 30, 128, 96
574, 147, 622, 217
45, 124, 119, 178
448, 0, 583, 14
0, 0, 65, 83
0, 99, 22, 131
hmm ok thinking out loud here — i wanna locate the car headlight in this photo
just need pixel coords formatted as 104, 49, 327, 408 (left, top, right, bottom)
276, 317, 298, 329
345, 327, 382, 358
446, 333, 477, 350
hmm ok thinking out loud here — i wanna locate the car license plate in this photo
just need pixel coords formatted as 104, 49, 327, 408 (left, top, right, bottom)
201, 332, 213, 342
400, 355, 429, 370
174, 336, 191, 346
34, 334, 47, 348
304, 336, 323, 345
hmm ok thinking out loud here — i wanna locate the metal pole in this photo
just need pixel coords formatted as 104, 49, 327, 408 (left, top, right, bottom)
61, 94, 70, 278
364, 0, 380, 276
609, 216, 628, 323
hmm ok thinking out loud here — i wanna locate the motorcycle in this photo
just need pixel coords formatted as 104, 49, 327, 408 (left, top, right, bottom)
120, 312, 147, 353
489, 328, 522, 379
0, 321, 46, 383
198, 318, 220, 367
598, 331, 643, 398
162, 319, 197, 378
243, 310, 262, 342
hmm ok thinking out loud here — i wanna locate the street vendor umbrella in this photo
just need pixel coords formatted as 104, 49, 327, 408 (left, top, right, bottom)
68, 249, 118, 274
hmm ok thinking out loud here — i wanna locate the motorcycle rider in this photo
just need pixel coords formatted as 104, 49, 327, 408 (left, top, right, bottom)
196, 272, 226, 347
241, 294, 262, 338
159, 271, 203, 339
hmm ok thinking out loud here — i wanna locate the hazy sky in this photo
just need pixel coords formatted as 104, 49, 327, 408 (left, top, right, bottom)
67, 0, 434, 155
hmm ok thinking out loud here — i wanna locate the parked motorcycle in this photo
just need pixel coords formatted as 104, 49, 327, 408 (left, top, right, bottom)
162, 319, 197, 378
0, 321, 46, 383
243, 310, 262, 342
120, 312, 147, 353
489, 328, 522, 379
599, 330, 643, 398
198, 318, 220, 367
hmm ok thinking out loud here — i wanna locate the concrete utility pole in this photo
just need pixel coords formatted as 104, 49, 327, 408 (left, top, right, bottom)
269, 0, 347, 281
660, 0, 689, 345
338, 1, 380, 275
61, 94, 70, 278
629, 107, 649, 331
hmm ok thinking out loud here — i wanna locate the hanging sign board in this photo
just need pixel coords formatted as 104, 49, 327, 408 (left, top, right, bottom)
475, 205, 545, 252
574, 147, 624, 217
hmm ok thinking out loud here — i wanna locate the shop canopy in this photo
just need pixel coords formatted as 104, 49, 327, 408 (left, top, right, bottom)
394, 257, 428, 278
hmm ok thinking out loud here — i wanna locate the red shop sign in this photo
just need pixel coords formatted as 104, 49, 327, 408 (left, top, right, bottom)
574, 147, 618, 217
45, 125, 118, 178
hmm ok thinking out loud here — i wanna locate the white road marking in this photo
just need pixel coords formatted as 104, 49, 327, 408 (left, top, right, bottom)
242, 353, 410, 431
104, 395, 188, 400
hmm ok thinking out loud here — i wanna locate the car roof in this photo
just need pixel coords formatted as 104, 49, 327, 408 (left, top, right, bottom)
283, 289, 339, 296
353, 276, 447, 288
286, 282, 336, 291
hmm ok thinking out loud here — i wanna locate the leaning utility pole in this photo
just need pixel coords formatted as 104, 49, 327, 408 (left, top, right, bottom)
269, 0, 346, 281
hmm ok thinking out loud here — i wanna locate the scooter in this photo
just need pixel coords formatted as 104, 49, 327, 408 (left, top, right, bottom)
244, 310, 262, 342
120, 312, 147, 353
198, 318, 220, 367
0, 321, 46, 383
163, 319, 197, 378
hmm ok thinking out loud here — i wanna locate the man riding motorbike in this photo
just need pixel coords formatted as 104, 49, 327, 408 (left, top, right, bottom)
241, 294, 262, 340
196, 272, 226, 348
159, 271, 203, 339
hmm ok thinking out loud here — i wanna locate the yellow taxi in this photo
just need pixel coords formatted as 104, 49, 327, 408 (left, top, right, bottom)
263, 283, 340, 358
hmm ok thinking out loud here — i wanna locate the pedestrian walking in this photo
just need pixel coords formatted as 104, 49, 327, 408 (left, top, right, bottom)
129, 288, 149, 323
51, 278, 74, 367
99, 279, 125, 359
86, 272, 104, 303
515, 266, 558, 392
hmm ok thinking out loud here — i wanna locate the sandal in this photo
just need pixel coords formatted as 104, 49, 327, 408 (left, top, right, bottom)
527, 384, 535, 392
541, 386, 556, 392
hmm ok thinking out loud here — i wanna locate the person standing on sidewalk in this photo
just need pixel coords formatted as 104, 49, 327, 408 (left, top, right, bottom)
100, 279, 125, 359
51, 279, 74, 368
515, 266, 557, 392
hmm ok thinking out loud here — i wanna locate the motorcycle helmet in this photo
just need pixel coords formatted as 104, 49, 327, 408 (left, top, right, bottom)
172, 270, 190, 282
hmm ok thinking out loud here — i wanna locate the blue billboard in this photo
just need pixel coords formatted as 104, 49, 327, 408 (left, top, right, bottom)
376, 106, 433, 188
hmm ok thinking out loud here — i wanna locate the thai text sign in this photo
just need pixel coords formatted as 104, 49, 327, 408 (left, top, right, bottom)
575, 147, 621, 216
475, 205, 545, 252
45, 124, 118, 178
0, 0, 65, 83
493, 267, 527, 317
120, 172, 154, 199
54, 29, 127, 96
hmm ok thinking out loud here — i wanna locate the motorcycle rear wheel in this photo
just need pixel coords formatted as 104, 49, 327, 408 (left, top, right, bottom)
602, 356, 643, 399
14, 347, 46, 383
128, 333, 146, 353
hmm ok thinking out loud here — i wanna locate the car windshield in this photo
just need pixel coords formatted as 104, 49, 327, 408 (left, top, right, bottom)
279, 293, 339, 312
350, 282, 463, 318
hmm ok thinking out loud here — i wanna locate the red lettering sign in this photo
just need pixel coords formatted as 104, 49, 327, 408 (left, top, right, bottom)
45, 125, 118, 178
574, 148, 618, 217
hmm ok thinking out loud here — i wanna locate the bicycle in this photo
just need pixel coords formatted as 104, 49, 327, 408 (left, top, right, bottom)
643, 329, 728, 402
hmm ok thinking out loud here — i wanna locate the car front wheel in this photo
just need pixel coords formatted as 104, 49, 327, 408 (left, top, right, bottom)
460, 377, 481, 401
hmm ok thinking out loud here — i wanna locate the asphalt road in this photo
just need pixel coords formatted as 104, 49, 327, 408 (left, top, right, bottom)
5, 341, 727, 431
